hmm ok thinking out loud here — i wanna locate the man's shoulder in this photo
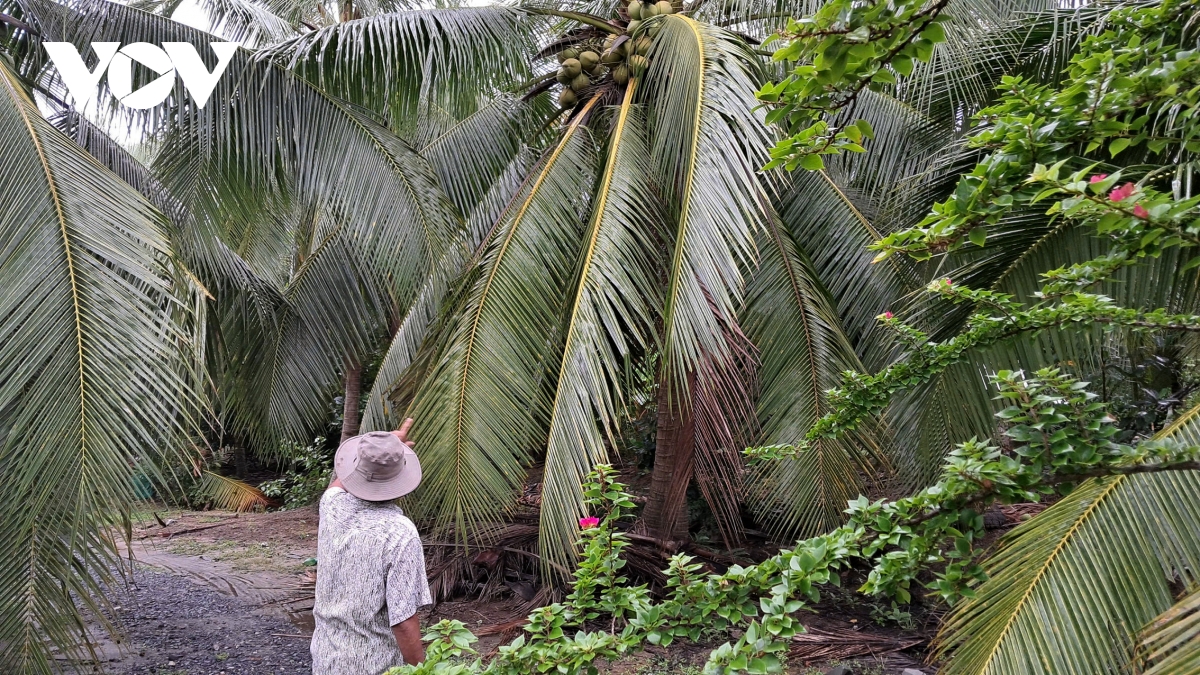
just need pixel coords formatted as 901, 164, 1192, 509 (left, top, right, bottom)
325, 492, 419, 541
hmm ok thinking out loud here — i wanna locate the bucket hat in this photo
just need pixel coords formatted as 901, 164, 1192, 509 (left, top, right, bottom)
334, 431, 422, 501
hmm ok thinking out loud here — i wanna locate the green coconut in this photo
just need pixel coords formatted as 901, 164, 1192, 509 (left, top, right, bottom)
626, 19, 642, 32
589, 63, 605, 77
634, 36, 651, 55
579, 51, 600, 70
555, 68, 573, 84
627, 0, 643, 19
570, 73, 590, 92
628, 54, 649, 73
559, 88, 578, 107
641, 2, 658, 17
558, 48, 579, 62
561, 58, 582, 77
655, 1, 673, 14
612, 64, 631, 85
601, 48, 623, 65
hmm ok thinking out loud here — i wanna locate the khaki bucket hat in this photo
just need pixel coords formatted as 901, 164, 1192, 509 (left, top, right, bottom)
334, 431, 422, 501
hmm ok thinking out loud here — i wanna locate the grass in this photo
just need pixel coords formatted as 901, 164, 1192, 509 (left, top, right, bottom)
166, 538, 304, 574
128, 504, 184, 525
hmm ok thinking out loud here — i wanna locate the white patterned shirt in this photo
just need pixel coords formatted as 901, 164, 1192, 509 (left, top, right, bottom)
311, 487, 432, 675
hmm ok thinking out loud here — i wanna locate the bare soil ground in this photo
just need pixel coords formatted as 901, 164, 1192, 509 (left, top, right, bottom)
72, 505, 934, 674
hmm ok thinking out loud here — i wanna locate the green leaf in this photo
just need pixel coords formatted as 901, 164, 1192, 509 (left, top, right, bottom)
968, 227, 987, 247
799, 154, 825, 171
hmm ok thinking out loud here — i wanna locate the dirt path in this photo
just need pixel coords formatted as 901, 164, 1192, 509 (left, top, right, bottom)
70, 507, 528, 674
76, 563, 313, 675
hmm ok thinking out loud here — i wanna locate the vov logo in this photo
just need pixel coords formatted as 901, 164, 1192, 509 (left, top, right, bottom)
44, 42, 238, 109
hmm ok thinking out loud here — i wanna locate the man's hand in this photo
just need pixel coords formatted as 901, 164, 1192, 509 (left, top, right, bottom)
392, 418, 416, 449
391, 615, 425, 665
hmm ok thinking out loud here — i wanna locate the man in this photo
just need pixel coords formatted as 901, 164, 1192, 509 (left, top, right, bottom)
310, 419, 431, 674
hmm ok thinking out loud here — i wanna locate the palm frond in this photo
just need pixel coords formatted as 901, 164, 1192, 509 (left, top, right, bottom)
197, 471, 272, 511
642, 15, 773, 394
406, 104, 600, 540
361, 151, 535, 433
743, 215, 889, 538
1135, 584, 1200, 675
183, 0, 299, 45
242, 227, 389, 453
935, 403, 1200, 675
49, 110, 186, 225
777, 165, 923, 359
20, 0, 461, 306
417, 93, 544, 222
539, 85, 663, 575
261, 6, 538, 128
0, 58, 201, 672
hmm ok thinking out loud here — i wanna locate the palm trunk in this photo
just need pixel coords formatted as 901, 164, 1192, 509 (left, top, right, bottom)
643, 378, 694, 544
340, 363, 363, 444
232, 443, 248, 479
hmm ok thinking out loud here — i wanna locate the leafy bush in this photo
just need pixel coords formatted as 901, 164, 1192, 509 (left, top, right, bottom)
260, 436, 334, 509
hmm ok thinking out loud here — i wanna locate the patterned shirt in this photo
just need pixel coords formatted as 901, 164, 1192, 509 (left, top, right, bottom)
311, 487, 432, 675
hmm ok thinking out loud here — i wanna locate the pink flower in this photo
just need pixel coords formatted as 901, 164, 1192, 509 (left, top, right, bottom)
1089, 174, 1108, 184
1133, 203, 1149, 219
1109, 182, 1137, 202
579, 517, 600, 529
883, 311, 894, 319
944, 277, 953, 286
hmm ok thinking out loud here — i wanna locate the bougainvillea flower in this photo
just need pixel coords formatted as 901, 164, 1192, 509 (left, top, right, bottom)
1089, 173, 1109, 184
579, 517, 600, 528
1109, 182, 1137, 201
1133, 203, 1150, 219
883, 311, 894, 319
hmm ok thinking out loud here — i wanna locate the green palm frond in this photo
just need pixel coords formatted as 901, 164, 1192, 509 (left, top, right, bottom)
0, 59, 201, 672
935, 404, 1200, 675
642, 15, 774, 393
539, 85, 663, 575
416, 94, 545, 221
243, 228, 389, 452
20, 0, 461, 304
777, 165, 922, 359
406, 105, 600, 539
886, 361, 998, 487
362, 151, 535, 433
262, 6, 537, 127
49, 110, 186, 224
197, 471, 272, 512
194, 0, 299, 45
743, 215, 888, 538
1135, 585, 1200, 675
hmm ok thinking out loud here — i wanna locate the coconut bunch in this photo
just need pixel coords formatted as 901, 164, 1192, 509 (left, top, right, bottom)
624, 0, 678, 33
551, 0, 674, 108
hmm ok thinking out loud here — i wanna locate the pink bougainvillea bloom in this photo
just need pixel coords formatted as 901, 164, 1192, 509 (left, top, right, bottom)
1089, 174, 1108, 184
579, 517, 600, 529
1133, 203, 1150, 219
884, 311, 894, 319
1109, 182, 1137, 202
